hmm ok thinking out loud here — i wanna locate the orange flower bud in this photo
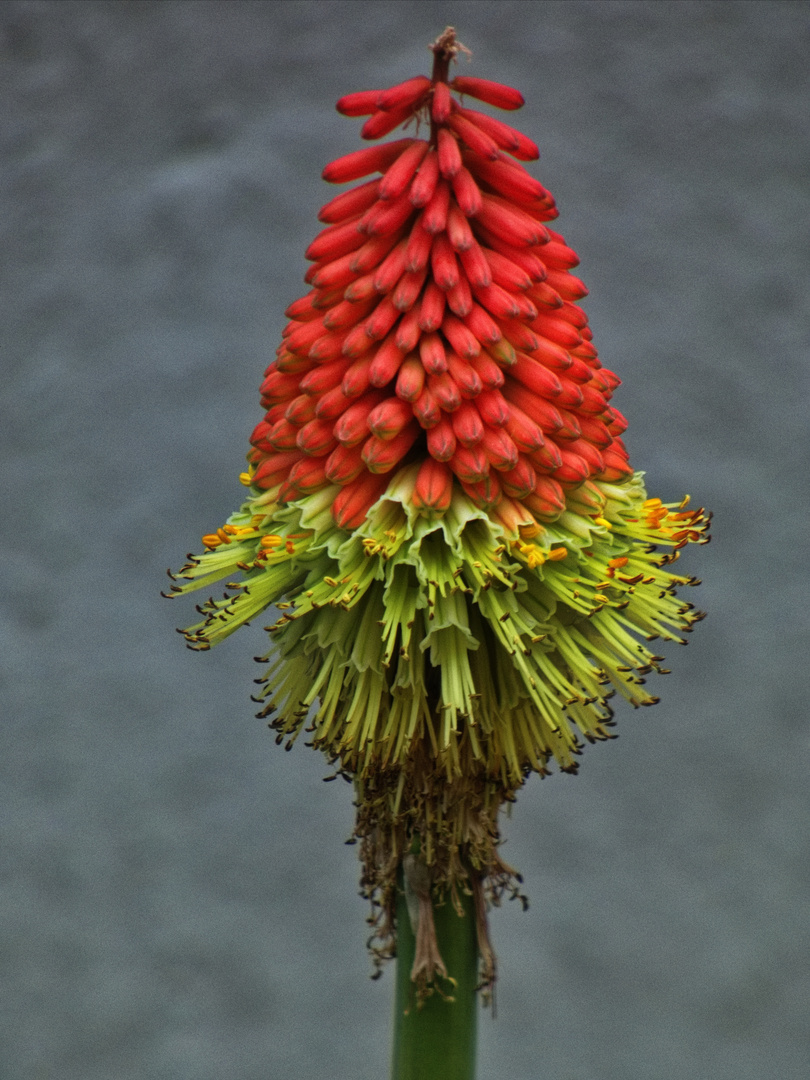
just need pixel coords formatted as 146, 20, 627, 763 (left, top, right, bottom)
331, 471, 389, 529
413, 458, 453, 514
426, 417, 456, 461
324, 441, 365, 485
395, 355, 426, 402
451, 400, 485, 446
368, 396, 413, 440
362, 423, 420, 473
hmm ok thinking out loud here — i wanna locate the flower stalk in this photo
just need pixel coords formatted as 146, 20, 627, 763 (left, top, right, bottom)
392, 866, 479, 1080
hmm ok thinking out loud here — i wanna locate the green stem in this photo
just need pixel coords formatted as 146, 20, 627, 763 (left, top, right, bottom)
391, 874, 479, 1080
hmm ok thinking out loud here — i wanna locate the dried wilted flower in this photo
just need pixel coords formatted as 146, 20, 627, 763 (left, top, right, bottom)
165, 28, 709, 992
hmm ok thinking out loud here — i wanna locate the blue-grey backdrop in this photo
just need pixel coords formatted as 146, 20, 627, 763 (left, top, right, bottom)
2, 2, 808, 1078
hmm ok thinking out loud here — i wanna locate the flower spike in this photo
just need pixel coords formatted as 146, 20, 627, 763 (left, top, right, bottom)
167, 27, 710, 997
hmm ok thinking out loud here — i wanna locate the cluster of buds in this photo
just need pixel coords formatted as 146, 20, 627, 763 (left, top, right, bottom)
249, 43, 630, 531
166, 29, 709, 991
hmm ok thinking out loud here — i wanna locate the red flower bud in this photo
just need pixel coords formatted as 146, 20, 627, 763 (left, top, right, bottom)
525, 476, 566, 519
305, 217, 365, 263
413, 458, 453, 515
419, 332, 447, 375
368, 396, 413, 440
539, 235, 580, 269
408, 149, 440, 208
529, 312, 583, 349
482, 248, 533, 292
392, 266, 429, 312
449, 444, 489, 484
468, 156, 552, 207
341, 355, 374, 398
253, 450, 304, 488
349, 229, 408, 275
431, 80, 452, 123
299, 357, 353, 396
395, 355, 426, 402
325, 441, 366, 485
322, 295, 378, 331
463, 303, 502, 346
446, 204, 474, 252
334, 391, 387, 445
511, 352, 563, 399
413, 386, 441, 428
363, 294, 401, 341
361, 191, 417, 238
460, 472, 502, 511
418, 282, 446, 332
318, 178, 381, 224
451, 400, 485, 447
336, 89, 383, 117
428, 371, 461, 411
344, 273, 377, 303
552, 446, 591, 486
370, 239, 408, 294
314, 386, 354, 420
437, 128, 462, 179
441, 313, 481, 359
362, 423, 420, 473
503, 402, 545, 452
322, 139, 415, 184
368, 333, 406, 386
447, 112, 501, 161
445, 274, 473, 317
481, 426, 519, 471
450, 166, 483, 217
260, 369, 303, 405
450, 76, 525, 111
475, 195, 550, 248
457, 242, 492, 288
543, 268, 588, 300
426, 417, 456, 461
446, 351, 483, 397
503, 382, 563, 434
361, 104, 420, 141
430, 233, 460, 290
377, 76, 431, 113
499, 456, 537, 498
405, 218, 434, 272
421, 179, 451, 234
296, 418, 338, 457
284, 318, 330, 358
332, 472, 390, 529
267, 418, 298, 451
457, 108, 539, 160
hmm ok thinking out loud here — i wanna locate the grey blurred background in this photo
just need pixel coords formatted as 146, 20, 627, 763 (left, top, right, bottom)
2, 1, 808, 1078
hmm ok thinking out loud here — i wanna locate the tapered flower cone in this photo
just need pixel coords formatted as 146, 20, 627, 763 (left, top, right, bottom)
166, 28, 709, 993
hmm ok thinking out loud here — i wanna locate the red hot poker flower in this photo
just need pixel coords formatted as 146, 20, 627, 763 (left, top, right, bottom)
167, 27, 710, 997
